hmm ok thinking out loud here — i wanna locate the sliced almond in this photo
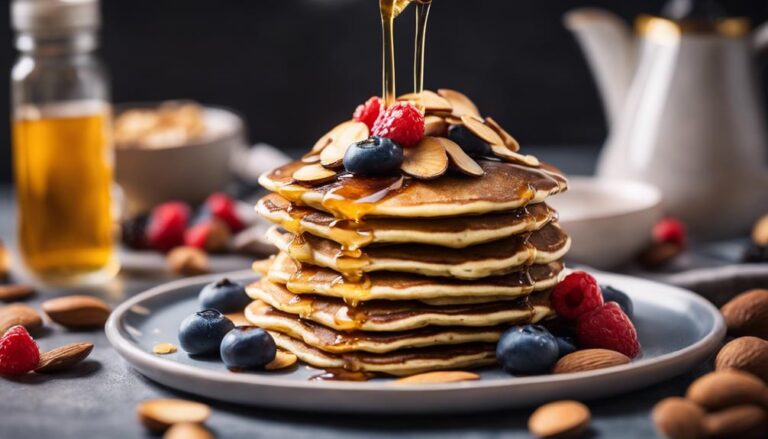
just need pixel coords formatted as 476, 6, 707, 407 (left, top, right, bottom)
164, 423, 215, 439
395, 370, 480, 384
137, 399, 211, 433
438, 89, 482, 119
265, 350, 298, 370
42, 295, 111, 329
444, 116, 463, 126
424, 115, 448, 137
35, 342, 94, 373
0, 284, 35, 302
461, 114, 504, 146
0, 303, 43, 334
485, 117, 520, 152
311, 120, 356, 154
292, 164, 338, 185
398, 90, 453, 114
153, 343, 178, 355
439, 137, 484, 177
301, 154, 321, 164
490, 144, 541, 167
319, 121, 369, 168
224, 312, 250, 327
552, 349, 631, 374
400, 136, 448, 180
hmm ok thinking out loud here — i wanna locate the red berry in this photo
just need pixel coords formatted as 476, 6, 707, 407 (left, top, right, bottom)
576, 302, 641, 358
653, 217, 686, 248
0, 325, 40, 376
371, 102, 425, 148
353, 96, 383, 129
206, 193, 244, 232
184, 222, 211, 249
551, 271, 604, 320
146, 202, 190, 252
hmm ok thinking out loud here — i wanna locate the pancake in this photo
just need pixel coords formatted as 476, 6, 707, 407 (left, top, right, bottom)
257, 193, 556, 250
269, 331, 497, 376
246, 300, 505, 354
245, 279, 553, 332
266, 251, 565, 304
266, 223, 571, 280
258, 159, 567, 220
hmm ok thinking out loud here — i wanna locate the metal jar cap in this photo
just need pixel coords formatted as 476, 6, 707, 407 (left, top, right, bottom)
11, 0, 100, 35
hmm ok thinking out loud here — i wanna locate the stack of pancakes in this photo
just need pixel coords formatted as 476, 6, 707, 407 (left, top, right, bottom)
246, 150, 570, 376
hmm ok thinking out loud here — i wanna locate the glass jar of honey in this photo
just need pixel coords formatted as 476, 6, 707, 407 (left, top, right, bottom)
11, 0, 118, 285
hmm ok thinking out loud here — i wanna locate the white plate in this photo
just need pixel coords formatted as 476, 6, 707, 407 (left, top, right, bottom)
106, 270, 724, 414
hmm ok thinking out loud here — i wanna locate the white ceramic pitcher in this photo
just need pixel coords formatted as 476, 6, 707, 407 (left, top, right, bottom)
565, 8, 768, 239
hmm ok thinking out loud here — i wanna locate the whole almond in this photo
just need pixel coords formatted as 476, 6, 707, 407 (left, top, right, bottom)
703, 405, 768, 439
42, 295, 110, 329
686, 370, 767, 410
167, 246, 210, 276
752, 213, 768, 246
137, 399, 211, 433
715, 336, 768, 382
639, 241, 683, 268
720, 289, 768, 338
394, 371, 480, 384
552, 349, 630, 374
0, 303, 43, 334
164, 423, 214, 439
0, 284, 35, 302
528, 400, 590, 439
651, 397, 706, 439
35, 342, 93, 373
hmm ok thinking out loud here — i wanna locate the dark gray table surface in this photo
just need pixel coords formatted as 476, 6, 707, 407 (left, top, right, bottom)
0, 146, 715, 439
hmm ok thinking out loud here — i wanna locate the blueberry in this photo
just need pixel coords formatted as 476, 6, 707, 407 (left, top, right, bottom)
555, 336, 577, 357
496, 324, 559, 375
199, 278, 250, 313
178, 309, 235, 356
121, 214, 149, 250
448, 125, 491, 157
343, 136, 404, 176
601, 285, 634, 319
220, 326, 277, 369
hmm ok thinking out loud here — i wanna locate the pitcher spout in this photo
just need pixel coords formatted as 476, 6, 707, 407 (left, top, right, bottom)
564, 8, 636, 127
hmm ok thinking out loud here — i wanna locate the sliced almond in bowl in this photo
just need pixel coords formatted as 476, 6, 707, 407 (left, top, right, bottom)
292, 164, 338, 185
490, 144, 540, 167
424, 115, 448, 137
485, 117, 520, 152
401, 136, 448, 180
398, 90, 452, 114
461, 115, 504, 146
437, 89, 482, 119
319, 121, 369, 168
439, 137, 484, 177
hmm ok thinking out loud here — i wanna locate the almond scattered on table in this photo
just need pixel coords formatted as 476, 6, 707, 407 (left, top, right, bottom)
0, 284, 35, 302
394, 370, 479, 384
651, 397, 706, 439
35, 342, 93, 373
552, 349, 630, 374
751, 213, 768, 246
685, 370, 767, 411
528, 400, 591, 439
703, 404, 768, 439
167, 246, 210, 276
715, 336, 768, 382
41, 295, 110, 329
720, 289, 768, 339
137, 399, 211, 433
265, 350, 297, 370
164, 422, 215, 439
153, 343, 178, 355
0, 303, 43, 334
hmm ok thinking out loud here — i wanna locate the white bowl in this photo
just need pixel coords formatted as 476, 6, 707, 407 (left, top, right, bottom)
548, 177, 664, 269
115, 105, 246, 215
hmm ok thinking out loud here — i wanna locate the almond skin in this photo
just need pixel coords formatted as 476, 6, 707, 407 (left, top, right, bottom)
0, 284, 35, 302
42, 295, 111, 329
552, 349, 630, 374
715, 336, 768, 383
651, 397, 706, 439
35, 342, 93, 373
394, 371, 479, 384
703, 405, 768, 439
0, 303, 43, 335
137, 399, 211, 433
686, 370, 768, 410
720, 289, 768, 339
528, 400, 590, 439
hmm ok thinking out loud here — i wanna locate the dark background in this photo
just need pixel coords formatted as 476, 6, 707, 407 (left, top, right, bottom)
1, 0, 767, 183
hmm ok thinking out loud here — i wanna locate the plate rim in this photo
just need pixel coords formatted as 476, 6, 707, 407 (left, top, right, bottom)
106, 269, 725, 393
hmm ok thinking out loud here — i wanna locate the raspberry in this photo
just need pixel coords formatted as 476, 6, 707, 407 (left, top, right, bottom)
576, 302, 641, 358
146, 202, 190, 252
353, 96, 383, 129
551, 271, 603, 320
371, 102, 425, 148
653, 217, 686, 248
206, 193, 244, 232
184, 219, 231, 252
0, 325, 40, 376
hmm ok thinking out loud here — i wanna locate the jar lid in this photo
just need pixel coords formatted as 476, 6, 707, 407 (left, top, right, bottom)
11, 0, 100, 35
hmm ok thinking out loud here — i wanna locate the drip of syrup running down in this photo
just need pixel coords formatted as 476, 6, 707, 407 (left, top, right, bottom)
413, 0, 432, 95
